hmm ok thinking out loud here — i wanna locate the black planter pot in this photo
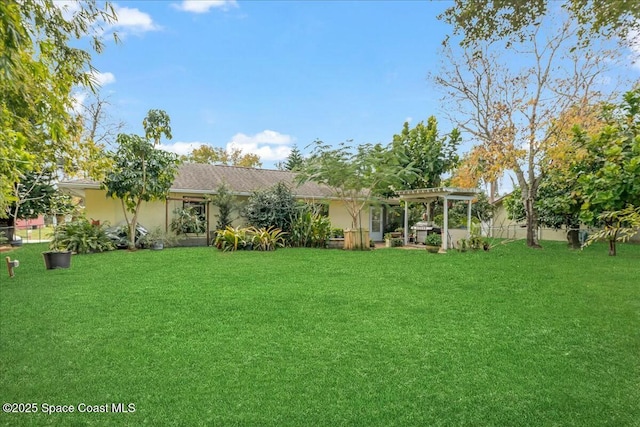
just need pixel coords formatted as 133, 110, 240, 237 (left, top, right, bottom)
42, 251, 72, 270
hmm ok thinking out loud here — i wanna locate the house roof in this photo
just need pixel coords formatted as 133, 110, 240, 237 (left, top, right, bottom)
59, 163, 335, 199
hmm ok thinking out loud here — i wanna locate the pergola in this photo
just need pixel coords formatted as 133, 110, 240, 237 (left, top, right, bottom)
397, 187, 480, 252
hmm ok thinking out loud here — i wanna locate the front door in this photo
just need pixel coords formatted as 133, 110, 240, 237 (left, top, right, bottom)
369, 205, 383, 241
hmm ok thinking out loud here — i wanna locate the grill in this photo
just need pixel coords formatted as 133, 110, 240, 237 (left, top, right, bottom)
411, 221, 441, 244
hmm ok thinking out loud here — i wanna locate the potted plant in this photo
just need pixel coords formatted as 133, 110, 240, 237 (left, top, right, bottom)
142, 227, 177, 250
424, 233, 442, 253
42, 227, 72, 270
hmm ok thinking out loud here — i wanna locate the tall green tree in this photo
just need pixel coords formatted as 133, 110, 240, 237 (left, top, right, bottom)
103, 129, 180, 250
390, 117, 460, 192
284, 145, 305, 171
182, 145, 262, 168
143, 109, 172, 145
298, 140, 416, 232
0, 0, 117, 216
572, 88, 640, 255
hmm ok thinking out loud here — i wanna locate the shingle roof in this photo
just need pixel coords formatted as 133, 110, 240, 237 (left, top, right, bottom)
172, 163, 333, 198
60, 163, 335, 199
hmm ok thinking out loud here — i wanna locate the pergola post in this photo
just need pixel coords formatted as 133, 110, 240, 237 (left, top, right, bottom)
396, 188, 480, 252
403, 201, 409, 245
467, 199, 472, 239
442, 196, 449, 252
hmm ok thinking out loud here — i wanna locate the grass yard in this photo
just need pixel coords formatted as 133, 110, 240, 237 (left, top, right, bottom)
1, 241, 639, 426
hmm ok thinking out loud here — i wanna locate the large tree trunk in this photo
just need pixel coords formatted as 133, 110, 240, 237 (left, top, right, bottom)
566, 229, 581, 249
524, 197, 542, 248
608, 229, 618, 256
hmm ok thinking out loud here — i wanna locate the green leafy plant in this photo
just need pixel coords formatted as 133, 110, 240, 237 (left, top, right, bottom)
242, 182, 296, 233
171, 207, 206, 235
211, 183, 236, 230
141, 227, 178, 248
214, 226, 248, 252
289, 204, 331, 248
248, 226, 287, 251
330, 228, 344, 238
424, 233, 442, 247
50, 218, 115, 254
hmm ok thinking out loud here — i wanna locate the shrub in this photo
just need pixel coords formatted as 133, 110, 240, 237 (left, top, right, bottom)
106, 223, 148, 249
289, 204, 331, 248
214, 226, 287, 252
211, 183, 236, 230
214, 226, 248, 252
330, 228, 344, 238
248, 226, 287, 251
242, 182, 296, 233
140, 227, 179, 248
424, 233, 442, 247
171, 207, 206, 235
51, 218, 115, 254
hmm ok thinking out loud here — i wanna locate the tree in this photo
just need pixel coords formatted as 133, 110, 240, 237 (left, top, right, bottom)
435, 16, 615, 248
440, 0, 640, 47
211, 183, 236, 230
298, 140, 416, 234
182, 145, 262, 168
242, 182, 296, 233
571, 88, 640, 255
103, 133, 179, 250
583, 206, 640, 255
284, 145, 305, 171
1, 0, 117, 216
390, 117, 460, 191
143, 109, 172, 145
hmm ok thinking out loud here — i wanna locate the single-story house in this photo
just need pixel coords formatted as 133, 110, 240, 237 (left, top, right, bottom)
58, 163, 387, 241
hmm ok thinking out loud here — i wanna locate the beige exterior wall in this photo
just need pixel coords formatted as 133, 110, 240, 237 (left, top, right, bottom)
328, 200, 370, 230
83, 190, 363, 234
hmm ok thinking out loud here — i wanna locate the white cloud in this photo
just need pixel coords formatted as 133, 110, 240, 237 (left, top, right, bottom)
71, 92, 88, 114
227, 130, 293, 161
158, 130, 294, 162
628, 29, 640, 70
174, 0, 238, 13
111, 4, 160, 34
405, 117, 413, 124
158, 141, 204, 156
91, 71, 116, 86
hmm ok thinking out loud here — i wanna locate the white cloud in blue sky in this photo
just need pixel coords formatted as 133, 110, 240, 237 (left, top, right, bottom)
92, 71, 116, 87
173, 1, 238, 14
227, 130, 293, 162
111, 4, 161, 35
160, 130, 292, 162
89, 1, 640, 176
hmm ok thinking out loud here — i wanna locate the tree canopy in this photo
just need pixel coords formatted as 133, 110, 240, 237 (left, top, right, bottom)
441, 0, 640, 47
1, 0, 116, 217
182, 145, 262, 168
298, 140, 416, 230
390, 117, 460, 192
103, 111, 180, 250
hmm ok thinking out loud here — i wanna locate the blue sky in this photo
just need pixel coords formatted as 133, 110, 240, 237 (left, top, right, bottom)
72, 0, 455, 166
69, 0, 639, 184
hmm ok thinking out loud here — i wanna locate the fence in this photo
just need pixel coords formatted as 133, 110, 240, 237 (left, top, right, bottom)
1, 225, 52, 244
486, 225, 640, 244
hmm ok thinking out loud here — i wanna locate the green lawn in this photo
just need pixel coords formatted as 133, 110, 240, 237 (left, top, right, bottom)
1, 241, 639, 426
